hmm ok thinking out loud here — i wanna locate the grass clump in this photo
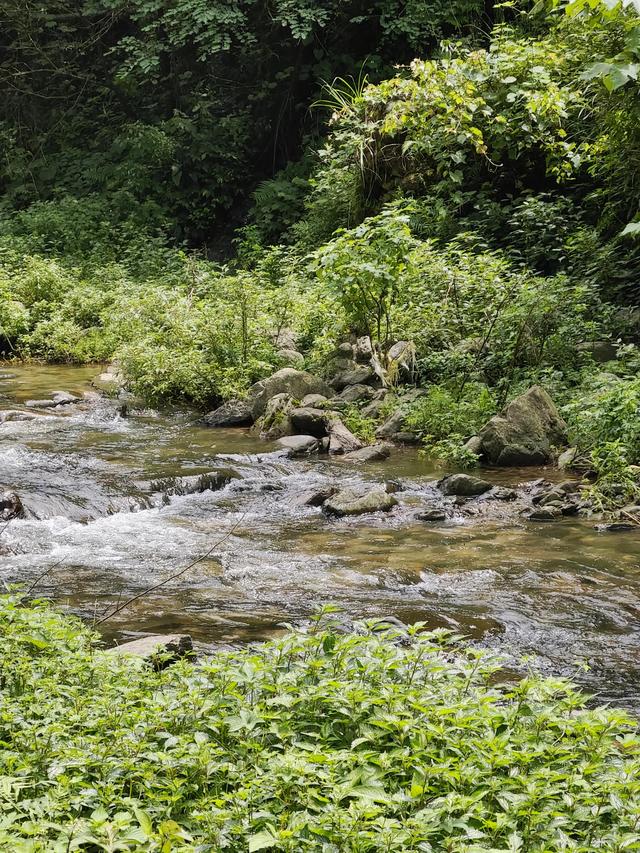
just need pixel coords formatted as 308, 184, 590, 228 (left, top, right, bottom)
1, 595, 640, 851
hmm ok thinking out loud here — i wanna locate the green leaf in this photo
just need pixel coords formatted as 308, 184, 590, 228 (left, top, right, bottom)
249, 831, 278, 851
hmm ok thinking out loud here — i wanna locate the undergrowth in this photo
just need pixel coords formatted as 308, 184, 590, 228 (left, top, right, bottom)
1, 596, 640, 851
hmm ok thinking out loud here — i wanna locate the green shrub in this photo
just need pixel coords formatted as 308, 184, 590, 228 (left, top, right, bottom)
342, 404, 378, 443
1, 595, 640, 851
312, 204, 415, 345
404, 383, 496, 466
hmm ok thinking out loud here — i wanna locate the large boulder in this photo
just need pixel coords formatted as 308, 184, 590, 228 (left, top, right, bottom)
322, 488, 398, 517
258, 393, 294, 440
475, 386, 568, 466
204, 398, 253, 427
250, 369, 332, 418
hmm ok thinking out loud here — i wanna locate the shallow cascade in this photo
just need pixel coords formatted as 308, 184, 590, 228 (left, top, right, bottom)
1, 365, 639, 709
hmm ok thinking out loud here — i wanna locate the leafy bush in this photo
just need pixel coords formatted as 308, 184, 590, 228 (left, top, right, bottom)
312, 205, 415, 345
563, 373, 640, 465
342, 404, 378, 443
2, 595, 640, 851
404, 383, 497, 466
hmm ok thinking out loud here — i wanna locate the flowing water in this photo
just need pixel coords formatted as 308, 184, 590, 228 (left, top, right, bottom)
2, 365, 640, 708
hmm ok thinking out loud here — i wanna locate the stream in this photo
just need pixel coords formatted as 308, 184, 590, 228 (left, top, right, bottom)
2, 364, 640, 709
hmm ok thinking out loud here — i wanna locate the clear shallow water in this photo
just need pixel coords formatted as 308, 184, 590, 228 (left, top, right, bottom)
1, 364, 640, 708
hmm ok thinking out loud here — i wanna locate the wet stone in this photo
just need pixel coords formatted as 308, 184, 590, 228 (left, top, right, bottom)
51, 391, 81, 405
25, 399, 59, 409
439, 474, 493, 497
322, 488, 398, 517
491, 487, 519, 501
291, 486, 339, 507
416, 507, 447, 522
0, 410, 38, 422
340, 443, 391, 463
529, 506, 563, 521
0, 491, 24, 521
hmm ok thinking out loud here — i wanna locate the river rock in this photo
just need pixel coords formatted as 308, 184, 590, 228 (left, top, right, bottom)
340, 443, 392, 463
329, 363, 376, 391
291, 486, 339, 507
250, 369, 333, 418
361, 398, 386, 419
290, 407, 330, 437
322, 488, 398, 517
490, 487, 519, 501
25, 398, 59, 409
276, 434, 320, 455
475, 386, 568, 466
416, 507, 446, 522
108, 634, 193, 668
0, 491, 24, 521
274, 327, 299, 351
375, 408, 406, 439
464, 435, 484, 456
277, 348, 305, 367
354, 336, 373, 363
149, 469, 241, 498
438, 474, 492, 497
558, 446, 577, 468
529, 506, 563, 521
92, 364, 125, 395
204, 398, 253, 427
338, 383, 376, 403
336, 342, 355, 358
51, 391, 81, 405
327, 418, 364, 454
301, 394, 328, 408
258, 393, 294, 440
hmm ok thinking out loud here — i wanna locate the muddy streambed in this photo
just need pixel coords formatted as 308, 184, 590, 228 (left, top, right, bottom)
1, 365, 640, 709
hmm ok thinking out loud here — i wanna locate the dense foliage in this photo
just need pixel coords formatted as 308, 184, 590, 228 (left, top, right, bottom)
1, 0, 640, 496
2, 595, 640, 851
0, 0, 485, 244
